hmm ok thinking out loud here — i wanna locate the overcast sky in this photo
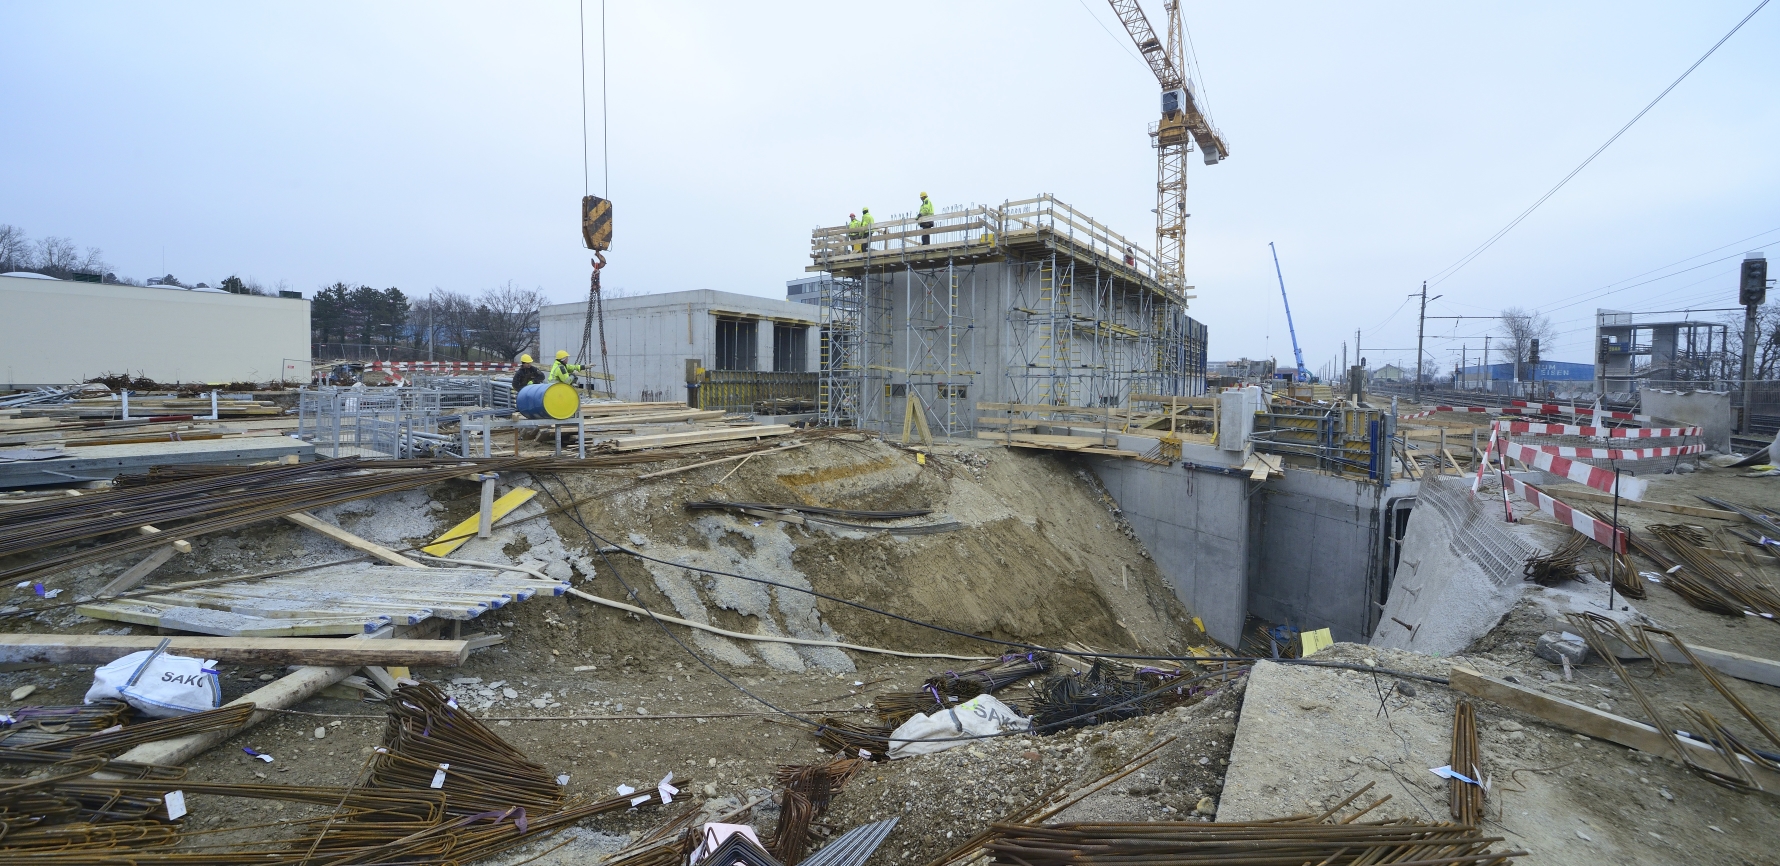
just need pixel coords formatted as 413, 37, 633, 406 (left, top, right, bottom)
4, 2, 1776, 371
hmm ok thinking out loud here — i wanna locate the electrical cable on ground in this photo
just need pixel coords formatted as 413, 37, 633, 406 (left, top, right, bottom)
1427, 0, 1771, 289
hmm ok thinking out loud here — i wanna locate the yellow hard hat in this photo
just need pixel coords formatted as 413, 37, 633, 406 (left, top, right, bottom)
920, 191, 928, 198
519, 354, 533, 364
555, 350, 570, 360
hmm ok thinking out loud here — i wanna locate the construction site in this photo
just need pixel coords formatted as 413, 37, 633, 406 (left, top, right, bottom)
3, 2, 1780, 866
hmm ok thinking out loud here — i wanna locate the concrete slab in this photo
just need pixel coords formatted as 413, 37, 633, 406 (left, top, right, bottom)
0, 436, 313, 487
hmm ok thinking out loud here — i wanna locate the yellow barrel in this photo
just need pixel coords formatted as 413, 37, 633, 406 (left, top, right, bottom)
517, 382, 580, 420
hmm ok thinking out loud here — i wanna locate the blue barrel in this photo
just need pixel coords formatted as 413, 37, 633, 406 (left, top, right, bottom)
516, 382, 579, 420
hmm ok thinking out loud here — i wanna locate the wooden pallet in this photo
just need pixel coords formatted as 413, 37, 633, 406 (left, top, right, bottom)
78, 566, 566, 637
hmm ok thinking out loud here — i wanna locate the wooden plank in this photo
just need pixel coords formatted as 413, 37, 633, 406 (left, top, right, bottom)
974, 431, 1114, 449
1538, 485, 1737, 521
975, 402, 1128, 418
95, 539, 191, 597
0, 634, 467, 666
421, 487, 538, 556
75, 601, 378, 636
285, 512, 428, 568
603, 424, 792, 452
1448, 665, 1780, 793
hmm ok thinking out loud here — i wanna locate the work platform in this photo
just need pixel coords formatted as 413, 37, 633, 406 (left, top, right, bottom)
810, 194, 1207, 439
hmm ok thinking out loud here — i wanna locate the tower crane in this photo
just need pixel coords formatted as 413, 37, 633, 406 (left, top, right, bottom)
1269, 242, 1309, 382
1106, 1, 1227, 300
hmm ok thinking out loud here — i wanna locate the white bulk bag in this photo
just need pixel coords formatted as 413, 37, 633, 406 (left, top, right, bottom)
85, 650, 221, 718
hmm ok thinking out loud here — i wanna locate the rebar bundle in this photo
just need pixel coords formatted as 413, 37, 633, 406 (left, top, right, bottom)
814, 716, 892, 760
0, 683, 680, 864
1029, 662, 1191, 732
980, 819, 1522, 865
1449, 699, 1483, 825
1521, 534, 1586, 586
1612, 518, 1743, 614
1648, 524, 1780, 619
770, 757, 864, 866
922, 653, 1052, 701
370, 682, 562, 815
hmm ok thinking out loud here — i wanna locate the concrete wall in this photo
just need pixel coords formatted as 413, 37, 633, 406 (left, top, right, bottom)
1641, 388, 1734, 453
539, 289, 820, 402
0, 275, 310, 387
1087, 435, 1404, 648
1089, 450, 1252, 648
1247, 471, 1404, 643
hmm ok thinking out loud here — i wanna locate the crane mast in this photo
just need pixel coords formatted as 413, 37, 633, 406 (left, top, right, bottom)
1107, 0, 1227, 300
1269, 242, 1309, 382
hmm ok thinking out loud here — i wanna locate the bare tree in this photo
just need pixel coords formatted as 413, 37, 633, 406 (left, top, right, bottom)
32, 236, 108, 278
1724, 303, 1780, 381
1497, 307, 1555, 380
473, 282, 547, 361
0, 225, 29, 272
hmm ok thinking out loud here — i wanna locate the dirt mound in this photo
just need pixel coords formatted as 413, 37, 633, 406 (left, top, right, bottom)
526, 436, 1202, 670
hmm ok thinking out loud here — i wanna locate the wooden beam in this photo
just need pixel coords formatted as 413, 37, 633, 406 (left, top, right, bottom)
95, 539, 192, 597
0, 634, 468, 667
1538, 486, 1737, 521
284, 512, 427, 568
1448, 665, 1780, 793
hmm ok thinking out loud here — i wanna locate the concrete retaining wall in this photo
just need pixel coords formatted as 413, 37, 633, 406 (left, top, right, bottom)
1089, 444, 1401, 649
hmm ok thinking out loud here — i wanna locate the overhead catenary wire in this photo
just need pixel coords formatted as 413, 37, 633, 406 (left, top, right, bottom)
1426, 0, 1771, 289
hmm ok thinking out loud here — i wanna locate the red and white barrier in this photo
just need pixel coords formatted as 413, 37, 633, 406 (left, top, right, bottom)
1508, 400, 1649, 423
1400, 403, 1654, 424
367, 361, 517, 373
1493, 422, 1700, 438
1500, 440, 1648, 500
1503, 474, 1627, 552
1511, 442, 1703, 461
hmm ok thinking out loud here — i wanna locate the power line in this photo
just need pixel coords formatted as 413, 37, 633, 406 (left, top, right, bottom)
1426, 0, 1770, 288
1074, 0, 1144, 65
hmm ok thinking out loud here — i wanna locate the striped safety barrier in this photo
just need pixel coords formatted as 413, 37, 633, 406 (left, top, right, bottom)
1499, 440, 1648, 501
367, 361, 517, 372
1492, 422, 1701, 438
1503, 474, 1627, 552
1510, 442, 1703, 461
1508, 400, 1650, 423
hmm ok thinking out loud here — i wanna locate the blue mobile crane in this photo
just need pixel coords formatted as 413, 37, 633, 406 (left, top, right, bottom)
1269, 242, 1310, 382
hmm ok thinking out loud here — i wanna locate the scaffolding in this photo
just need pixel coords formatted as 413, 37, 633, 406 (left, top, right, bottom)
814, 194, 1204, 437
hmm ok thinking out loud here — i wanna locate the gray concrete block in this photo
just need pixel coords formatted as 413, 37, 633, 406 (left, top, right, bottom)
1535, 631, 1591, 665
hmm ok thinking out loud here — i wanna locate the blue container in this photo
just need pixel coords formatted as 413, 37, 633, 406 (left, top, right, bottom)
516, 382, 578, 420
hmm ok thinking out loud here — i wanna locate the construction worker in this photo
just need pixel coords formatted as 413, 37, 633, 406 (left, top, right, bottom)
859, 207, 875, 252
917, 192, 935, 245
846, 212, 862, 253
512, 354, 545, 391
547, 349, 585, 385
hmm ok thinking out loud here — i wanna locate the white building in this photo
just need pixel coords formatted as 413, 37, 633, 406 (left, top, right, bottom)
0, 274, 311, 387
538, 290, 821, 408
784, 275, 830, 306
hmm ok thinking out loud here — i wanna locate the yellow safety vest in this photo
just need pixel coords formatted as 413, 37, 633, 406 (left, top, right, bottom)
548, 360, 581, 384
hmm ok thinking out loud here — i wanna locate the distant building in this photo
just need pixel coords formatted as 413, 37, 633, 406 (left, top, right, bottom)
1372, 364, 1407, 382
538, 289, 821, 410
1457, 361, 1595, 383
785, 276, 830, 306
0, 273, 310, 387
